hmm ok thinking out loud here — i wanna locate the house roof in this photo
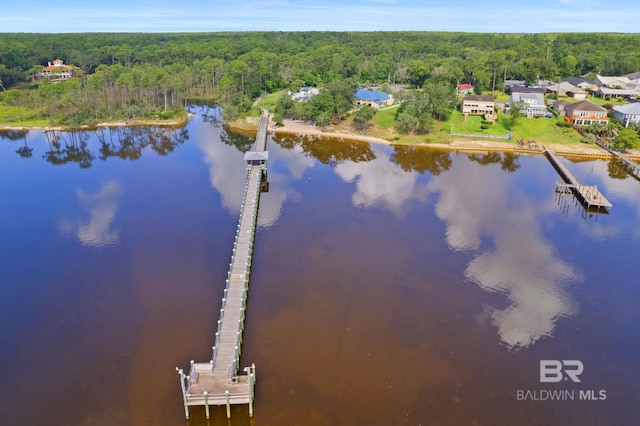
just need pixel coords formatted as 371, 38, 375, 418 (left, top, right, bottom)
596, 87, 638, 96
462, 95, 494, 102
504, 79, 525, 87
613, 103, 640, 115
562, 76, 588, 86
244, 151, 269, 162
511, 85, 545, 94
354, 89, 390, 101
554, 100, 571, 109
593, 74, 631, 87
511, 92, 545, 105
624, 71, 640, 81
546, 82, 587, 95
565, 100, 607, 114
457, 83, 474, 90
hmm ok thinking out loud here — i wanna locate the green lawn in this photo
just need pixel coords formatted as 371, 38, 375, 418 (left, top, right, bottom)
510, 115, 580, 144
253, 90, 287, 114
449, 110, 510, 136
0, 104, 49, 127
371, 105, 399, 129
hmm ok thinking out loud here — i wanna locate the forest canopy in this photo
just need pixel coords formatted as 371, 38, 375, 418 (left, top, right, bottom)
1, 32, 639, 126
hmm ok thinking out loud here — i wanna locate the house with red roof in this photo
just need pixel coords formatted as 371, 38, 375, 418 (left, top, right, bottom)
456, 83, 475, 95
33, 59, 77, 83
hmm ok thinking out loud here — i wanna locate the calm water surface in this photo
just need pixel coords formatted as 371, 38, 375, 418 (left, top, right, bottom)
1, 106, 639, 425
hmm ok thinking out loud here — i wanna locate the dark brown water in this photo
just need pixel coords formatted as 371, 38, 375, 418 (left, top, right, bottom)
1, 107, 639, 425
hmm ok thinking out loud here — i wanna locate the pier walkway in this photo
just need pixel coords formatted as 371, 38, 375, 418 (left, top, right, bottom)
544, 147, 612, 212
177, 110, 270, 420
596, 140, 640, 181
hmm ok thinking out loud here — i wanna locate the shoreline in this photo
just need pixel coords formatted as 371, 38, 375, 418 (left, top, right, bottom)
268, 118, 640, 160
0, 114, 192, 132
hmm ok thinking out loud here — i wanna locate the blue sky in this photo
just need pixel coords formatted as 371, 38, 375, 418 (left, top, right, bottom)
2, 0, 639, 33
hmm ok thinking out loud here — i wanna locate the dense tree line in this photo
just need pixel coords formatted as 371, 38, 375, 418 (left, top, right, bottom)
1, 32, 640, 126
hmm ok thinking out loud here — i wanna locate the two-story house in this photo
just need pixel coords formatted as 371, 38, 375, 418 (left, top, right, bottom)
612, 103, 640, 127
562, 100, 608, 126
509, 91, 547, 118
460, 95, 495, 119
33, 59, 77, 82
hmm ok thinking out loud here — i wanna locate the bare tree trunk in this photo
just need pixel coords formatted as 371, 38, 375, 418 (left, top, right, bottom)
492, 68, 497, 94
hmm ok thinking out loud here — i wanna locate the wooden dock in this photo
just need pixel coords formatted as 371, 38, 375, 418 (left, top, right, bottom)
596, 140, 640, 181
544, 147, 612, 212
177, 110, 270, 420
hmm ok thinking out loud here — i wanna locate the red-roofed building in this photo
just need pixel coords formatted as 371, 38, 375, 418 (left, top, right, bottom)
456, 83, 475, 95
33, 59, 77, 82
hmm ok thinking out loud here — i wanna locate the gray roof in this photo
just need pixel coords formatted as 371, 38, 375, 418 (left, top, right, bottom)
613, 103, 640, 115
546, 82, 587, 95
511, 85, 545, 94
597, 87, 638, 96
624, 71, 640, 80
244, 151, 269, 161
565, 100, 607, 114
562, 76, 588, 86
462, 95, 495, 102
511, 92, 545, 106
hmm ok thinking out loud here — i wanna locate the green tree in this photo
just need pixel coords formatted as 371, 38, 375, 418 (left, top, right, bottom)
352, 105, 375, 131
508, 101, 525, 130
612, 128, 640, 152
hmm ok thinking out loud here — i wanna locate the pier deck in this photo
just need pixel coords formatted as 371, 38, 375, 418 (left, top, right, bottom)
177, 110, 269, 420
544, 147, 612, 212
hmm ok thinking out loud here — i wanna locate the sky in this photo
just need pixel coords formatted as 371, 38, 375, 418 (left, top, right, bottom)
2, 0, 640, 33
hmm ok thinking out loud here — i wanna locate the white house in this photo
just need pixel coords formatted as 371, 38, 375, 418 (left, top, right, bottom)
509, 92, 547, 117
612, 103, 640, 127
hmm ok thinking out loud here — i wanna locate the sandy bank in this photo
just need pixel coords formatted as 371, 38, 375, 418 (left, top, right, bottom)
0, 114, 192, 132
270, 118, 640, 160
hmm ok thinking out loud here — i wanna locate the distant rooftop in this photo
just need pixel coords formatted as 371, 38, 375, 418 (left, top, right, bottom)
354, 89, 390, 101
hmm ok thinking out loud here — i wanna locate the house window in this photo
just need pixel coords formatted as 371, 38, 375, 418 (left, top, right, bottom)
595, 112, 605, 118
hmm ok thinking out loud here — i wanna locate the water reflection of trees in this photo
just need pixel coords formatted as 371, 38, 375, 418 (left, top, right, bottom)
39, 126, 189, 167
0, 129, 33, 158
220, 125, 255, 153
607, 160, 630, 180
96, 126, 189, 160
44, 130, 94, 168
467, 152, 521, 172
274, 133, 376, 166
390, 145, 452, 175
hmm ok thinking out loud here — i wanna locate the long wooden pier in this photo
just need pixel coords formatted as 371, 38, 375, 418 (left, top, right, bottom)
596, 140, 640, 181
544, 147, 612, 212
177, 110, 270, 420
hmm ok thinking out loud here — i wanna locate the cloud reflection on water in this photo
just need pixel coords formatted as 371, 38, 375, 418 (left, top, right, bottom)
60, 181, 122, 247
334, 144, 428, 215
427, 158, 580, 350
195, 123, 314, 228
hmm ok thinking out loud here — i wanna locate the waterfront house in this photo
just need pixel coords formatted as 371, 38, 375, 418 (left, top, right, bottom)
509, 91, 547, 117
460, 95, 495, 119
612, 103, 640, 127
354, 89, 394, 109
563, 100, 608, 126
